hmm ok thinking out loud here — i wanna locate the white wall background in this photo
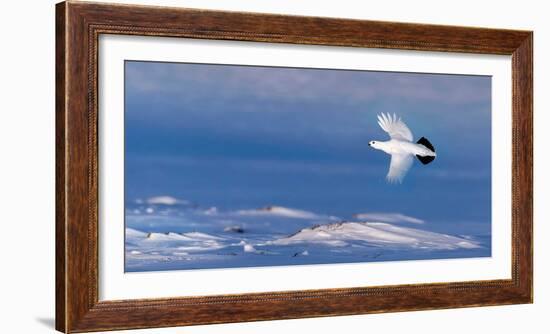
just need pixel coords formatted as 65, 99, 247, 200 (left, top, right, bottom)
0, 0, 546, 333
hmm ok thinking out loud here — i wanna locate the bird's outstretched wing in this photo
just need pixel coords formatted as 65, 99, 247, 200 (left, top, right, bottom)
387, 154, 413, 183
377, 113, 413, 142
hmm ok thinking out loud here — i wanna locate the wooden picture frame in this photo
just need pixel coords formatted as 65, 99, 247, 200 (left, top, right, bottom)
56, 1, 533, 332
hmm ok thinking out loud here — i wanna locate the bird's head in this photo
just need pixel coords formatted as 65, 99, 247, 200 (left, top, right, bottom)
368, 140, 382, 150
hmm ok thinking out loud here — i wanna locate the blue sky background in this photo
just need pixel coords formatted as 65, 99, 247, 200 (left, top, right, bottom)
125, 61, 491, 236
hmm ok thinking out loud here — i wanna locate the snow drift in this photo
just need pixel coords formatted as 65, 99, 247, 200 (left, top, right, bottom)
271, 221, 480, 250
235, 206, 329, 219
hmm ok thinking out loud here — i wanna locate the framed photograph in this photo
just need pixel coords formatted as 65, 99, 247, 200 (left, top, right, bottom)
56, 1, 532, 332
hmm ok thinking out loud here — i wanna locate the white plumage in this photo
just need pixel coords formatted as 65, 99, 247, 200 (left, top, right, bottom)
377, 113, 413, 142
369, 113, 436, 183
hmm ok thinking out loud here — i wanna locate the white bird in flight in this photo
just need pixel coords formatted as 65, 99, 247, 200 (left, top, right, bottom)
369, 113, 436, 183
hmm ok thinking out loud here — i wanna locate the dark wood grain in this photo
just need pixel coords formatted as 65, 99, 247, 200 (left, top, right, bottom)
56, 1, 533, 332
55, 2, 67, 332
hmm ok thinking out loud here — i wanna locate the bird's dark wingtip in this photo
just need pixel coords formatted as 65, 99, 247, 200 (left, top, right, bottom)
416, 154, 435, 165
417, 136, 435, 153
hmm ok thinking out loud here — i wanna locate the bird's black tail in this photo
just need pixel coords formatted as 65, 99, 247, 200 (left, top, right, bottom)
416, 137, 436, 165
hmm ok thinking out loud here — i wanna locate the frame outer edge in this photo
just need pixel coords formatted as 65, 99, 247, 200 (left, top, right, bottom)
515, 32, 534, 302
530, 33, 534, 304
55, 2, 68, 332
58, 1, 96, 332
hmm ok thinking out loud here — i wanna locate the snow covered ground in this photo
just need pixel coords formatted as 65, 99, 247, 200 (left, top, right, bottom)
271, 222, 480, 249
125, 197, 490, 272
